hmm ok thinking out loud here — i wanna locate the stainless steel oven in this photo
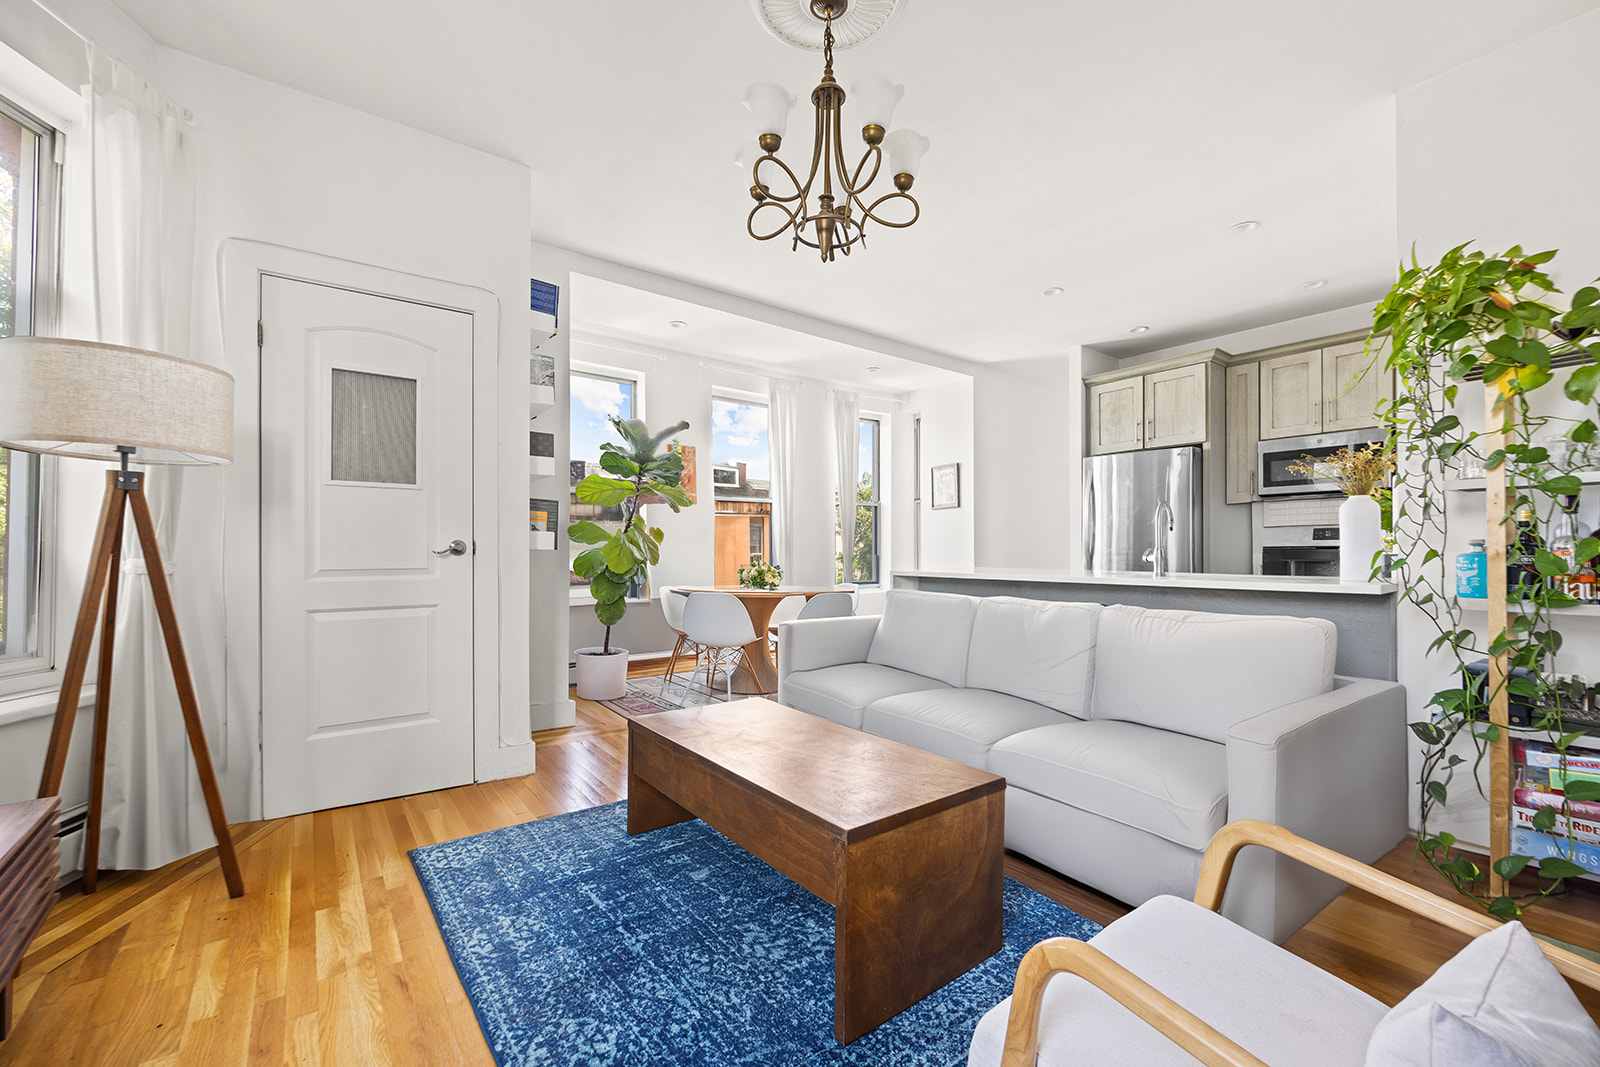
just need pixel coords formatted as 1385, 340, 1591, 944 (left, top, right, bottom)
1257, 430, 1385, 496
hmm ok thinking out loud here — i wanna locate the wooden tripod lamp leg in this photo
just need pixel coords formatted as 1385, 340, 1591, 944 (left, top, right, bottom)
83, 504, 125, 894
125, 484, 244, 898
38, 472, 127, 798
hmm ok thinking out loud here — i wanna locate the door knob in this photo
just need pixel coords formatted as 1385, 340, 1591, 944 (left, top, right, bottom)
433, 539, 468, 557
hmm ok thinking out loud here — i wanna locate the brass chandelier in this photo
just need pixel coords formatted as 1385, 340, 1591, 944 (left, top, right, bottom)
744, 0, 928, 262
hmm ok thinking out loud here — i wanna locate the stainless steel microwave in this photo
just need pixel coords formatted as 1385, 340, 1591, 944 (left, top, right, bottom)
1257, 430, 1385, 497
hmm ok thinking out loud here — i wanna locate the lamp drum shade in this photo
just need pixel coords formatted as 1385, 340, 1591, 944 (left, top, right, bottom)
0, 337, 234, 464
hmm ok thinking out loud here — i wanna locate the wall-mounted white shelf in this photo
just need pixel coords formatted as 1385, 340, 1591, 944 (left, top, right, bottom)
530, 530, 556, 551
530, 384, 556, 417
1447, 470, 1600, 492
530, 457, 556, 479
1457, 597, 1600, 616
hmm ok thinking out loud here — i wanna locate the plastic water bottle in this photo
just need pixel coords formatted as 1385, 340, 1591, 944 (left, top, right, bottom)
1456, 539, 1488, 599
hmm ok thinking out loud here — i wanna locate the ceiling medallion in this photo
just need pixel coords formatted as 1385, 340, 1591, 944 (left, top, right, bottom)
744, 0, 928, 263
748, 0, 907, 51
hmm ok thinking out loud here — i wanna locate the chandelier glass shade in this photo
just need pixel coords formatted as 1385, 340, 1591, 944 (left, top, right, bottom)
744, 1, 927, 262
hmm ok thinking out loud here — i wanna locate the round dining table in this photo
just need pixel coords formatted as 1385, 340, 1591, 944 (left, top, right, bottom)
672, 585, 855, 695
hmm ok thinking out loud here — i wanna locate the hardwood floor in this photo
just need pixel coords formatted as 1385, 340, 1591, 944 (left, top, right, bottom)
3, 680, 1598, 1064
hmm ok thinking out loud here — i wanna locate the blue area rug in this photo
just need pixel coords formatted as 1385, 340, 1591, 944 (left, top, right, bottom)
410, 801, 1102, 1066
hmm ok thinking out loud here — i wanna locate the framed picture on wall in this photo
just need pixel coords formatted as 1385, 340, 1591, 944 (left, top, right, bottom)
931, 463, 960, 509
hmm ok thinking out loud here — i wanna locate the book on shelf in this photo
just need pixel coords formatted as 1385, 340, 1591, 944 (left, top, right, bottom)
1510, 827, 1600, 876
529, 497, 559, 532
1514, 786, 1600, 823
1514, 738, 1600, 773
1513, 801, 1600, 846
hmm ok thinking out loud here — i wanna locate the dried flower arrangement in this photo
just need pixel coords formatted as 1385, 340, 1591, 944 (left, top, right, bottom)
1286, 443, 1396, 498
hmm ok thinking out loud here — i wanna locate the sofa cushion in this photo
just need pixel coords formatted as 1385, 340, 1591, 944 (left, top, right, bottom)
865, 589, 978, 689
964, 598, 1100, 717
862, 688, 1079, 770
1365, 920, 1600, 1067
1090, 605, 1336, 744
989, 719, 1227, 850
782, 662, 949, 730
968, 895, 1386, 1067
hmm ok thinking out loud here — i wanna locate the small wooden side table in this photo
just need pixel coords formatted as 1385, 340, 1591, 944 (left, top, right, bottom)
0, 797, 59, 1040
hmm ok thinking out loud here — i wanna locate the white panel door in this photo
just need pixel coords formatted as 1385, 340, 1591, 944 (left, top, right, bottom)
261, 276, 475, 819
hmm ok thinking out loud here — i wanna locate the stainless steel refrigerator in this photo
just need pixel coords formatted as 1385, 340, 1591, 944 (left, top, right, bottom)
1082, 446, 1203, 574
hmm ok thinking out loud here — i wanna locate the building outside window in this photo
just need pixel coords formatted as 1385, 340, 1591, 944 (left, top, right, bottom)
568, 370, 636, 595
838, 418, 880, 584
0, 96, 58, 678
711, 397, 771, 586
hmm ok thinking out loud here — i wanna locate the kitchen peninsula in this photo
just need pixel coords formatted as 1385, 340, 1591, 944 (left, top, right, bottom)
893, 570, 1398, 680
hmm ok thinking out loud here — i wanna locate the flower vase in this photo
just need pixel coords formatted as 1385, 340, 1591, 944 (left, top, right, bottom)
1339, 493, 1382, 582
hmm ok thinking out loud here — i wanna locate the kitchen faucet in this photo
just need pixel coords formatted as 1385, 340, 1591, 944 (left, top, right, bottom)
1145, 500, 1174, 578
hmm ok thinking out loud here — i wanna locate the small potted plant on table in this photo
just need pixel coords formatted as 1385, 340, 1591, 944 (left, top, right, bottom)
568, 416, 691, 699
737, 561, 783, 590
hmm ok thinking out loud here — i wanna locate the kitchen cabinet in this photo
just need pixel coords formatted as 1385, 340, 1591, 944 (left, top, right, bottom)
1087, 377, 1144, 455
1225, 361, 1259, 504
1143, 362, 1209, 449
1323, 338, 1393, 432
1259, 350, 1323, 440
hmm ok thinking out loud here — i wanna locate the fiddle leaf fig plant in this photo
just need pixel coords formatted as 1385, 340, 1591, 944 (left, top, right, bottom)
568, 417, 692, 654
1377, 242, 1600, 918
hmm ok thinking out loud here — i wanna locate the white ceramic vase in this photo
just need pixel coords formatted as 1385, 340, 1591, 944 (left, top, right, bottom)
574, 646, 629, 700
1339, 493, 1382, 582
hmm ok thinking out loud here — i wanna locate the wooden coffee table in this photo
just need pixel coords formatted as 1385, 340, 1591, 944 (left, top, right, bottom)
626, 698, 1004, 1044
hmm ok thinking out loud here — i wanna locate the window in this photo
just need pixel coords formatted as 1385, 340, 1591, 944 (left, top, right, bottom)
711, 397, 771, 586
568, 370, 637, 595
0, 96, 59, 678
839, 418, 880, 585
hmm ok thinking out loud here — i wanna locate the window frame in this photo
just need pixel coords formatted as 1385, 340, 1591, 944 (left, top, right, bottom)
567, 364, 643, 605
0, 90, 63, 695
852, 416, 882, 587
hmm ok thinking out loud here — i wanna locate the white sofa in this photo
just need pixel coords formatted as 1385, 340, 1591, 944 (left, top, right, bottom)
776, 589, 1407, 943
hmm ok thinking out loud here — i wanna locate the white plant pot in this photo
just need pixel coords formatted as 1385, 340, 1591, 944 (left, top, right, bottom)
1339, 494, 1383, 582
574, 647, 629, 700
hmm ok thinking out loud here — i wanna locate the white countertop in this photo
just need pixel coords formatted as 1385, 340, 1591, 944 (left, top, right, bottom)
899, 569, 1397, 596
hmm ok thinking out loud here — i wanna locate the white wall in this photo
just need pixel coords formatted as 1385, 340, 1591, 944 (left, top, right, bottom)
1393, 7, 1600, 844
906, 378, 976, 573
972, 368, 1073, 569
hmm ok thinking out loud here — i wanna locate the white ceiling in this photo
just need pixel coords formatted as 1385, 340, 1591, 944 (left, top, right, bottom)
113, 0, 1600, 378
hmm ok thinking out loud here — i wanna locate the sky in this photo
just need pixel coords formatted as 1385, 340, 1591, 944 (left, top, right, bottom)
712, 399, 769, 481
568, 374, 633, 472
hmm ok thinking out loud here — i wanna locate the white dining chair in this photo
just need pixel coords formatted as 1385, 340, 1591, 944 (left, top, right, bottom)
681, 592, 758, 701
659, 586, 699, 690
797, 590, 855, 620
765, 594, 807, 659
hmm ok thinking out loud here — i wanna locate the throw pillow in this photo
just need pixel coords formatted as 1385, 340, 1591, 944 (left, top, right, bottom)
1364, 920, 1600, 1067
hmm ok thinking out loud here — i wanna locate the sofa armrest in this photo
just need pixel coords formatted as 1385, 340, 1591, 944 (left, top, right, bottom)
776, 615, 880, 685
1221, 676, 1408, 942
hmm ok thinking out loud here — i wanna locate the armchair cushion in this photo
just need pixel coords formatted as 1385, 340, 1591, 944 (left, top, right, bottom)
964, 597, 1100, 716
1090, 605, 1337, 744
968, 895, 1385, 1066
1364, 920, 1600, 1067
862, 687, 1079, 770
780, 662, 948, 730
865, 589, 977, 688
988, 720, 1227, 851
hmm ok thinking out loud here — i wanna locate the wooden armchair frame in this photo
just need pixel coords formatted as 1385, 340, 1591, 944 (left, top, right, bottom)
999, 819, 1600, 1067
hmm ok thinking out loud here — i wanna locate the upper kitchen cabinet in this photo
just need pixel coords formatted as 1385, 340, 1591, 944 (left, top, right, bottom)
1086, 350, 1226, 456
1322, 338, 1393, 432
1086, 376, 1144, 454
1257, 339, 1391, 441
1224, 361, 1259, 504
1259, 350, 1323, 439
1143, 362, 1209, 449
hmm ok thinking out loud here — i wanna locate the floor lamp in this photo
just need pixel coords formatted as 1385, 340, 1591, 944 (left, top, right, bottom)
0, 337, 243, 899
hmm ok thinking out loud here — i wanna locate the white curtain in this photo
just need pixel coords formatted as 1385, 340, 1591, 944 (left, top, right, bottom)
88, 49, 212, 871
831, 390, 860, 583
768, 379, 802, 580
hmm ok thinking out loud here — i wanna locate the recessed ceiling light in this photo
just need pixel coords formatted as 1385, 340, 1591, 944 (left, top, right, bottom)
865, 365, 881, 373
1228, 220, 1261, 234
1128, 325, 1151, 334
667, 319, 688, 328
1042, 287, 1064, 297
1300, 279, 1328, 291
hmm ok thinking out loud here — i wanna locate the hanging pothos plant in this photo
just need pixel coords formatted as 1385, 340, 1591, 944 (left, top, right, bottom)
1377, 242, 1600, 917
